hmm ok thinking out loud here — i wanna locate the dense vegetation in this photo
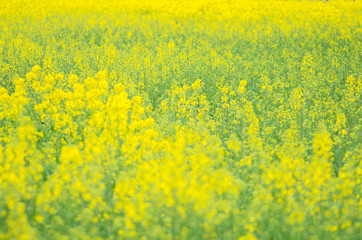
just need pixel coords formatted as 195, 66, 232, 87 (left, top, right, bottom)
0, 0, 361, 239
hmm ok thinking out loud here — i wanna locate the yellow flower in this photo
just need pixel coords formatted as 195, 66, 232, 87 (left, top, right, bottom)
35, 215, 43, 223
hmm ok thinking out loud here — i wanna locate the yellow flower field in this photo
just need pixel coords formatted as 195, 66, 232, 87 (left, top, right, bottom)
0, 0, 361, 239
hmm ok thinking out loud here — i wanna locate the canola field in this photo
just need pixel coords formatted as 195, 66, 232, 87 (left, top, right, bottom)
0, 0, 361, 239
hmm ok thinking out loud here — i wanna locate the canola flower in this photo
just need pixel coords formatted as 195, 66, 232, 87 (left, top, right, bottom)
0, 0, 361, 239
